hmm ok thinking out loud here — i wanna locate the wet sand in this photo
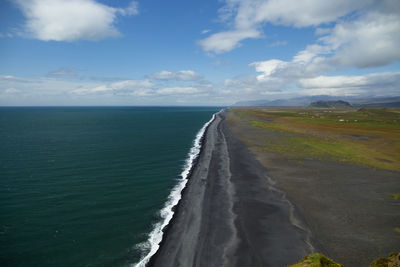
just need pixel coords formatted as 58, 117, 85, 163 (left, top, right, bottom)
149, 111, 313, 267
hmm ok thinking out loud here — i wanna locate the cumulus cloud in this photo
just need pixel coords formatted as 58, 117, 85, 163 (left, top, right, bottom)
246, 2, 400, 90
200, 0, 400, 70
324, 10, 400, 68
249, 48, 334, 85
148, 70, 203, 81
244, 0, 400, 95
223, 0, 370, 28
200, 0, 371, 53
228, 30, 400, 98
15, 0, 138, 41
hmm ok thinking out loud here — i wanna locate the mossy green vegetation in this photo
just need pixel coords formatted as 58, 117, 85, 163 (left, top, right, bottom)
370, 252, 400, 267
230, 108, 400, 170
289, 252, 400, 267
392, 193, 400, 200
289, 253, 342, 267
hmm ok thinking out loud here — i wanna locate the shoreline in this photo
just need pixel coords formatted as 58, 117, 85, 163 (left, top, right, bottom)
135, 112, 217, 266
148, 110, 313, 266
145, 112, 216, 266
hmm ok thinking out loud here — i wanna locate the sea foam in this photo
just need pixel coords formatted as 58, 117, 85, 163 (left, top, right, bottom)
134, 112, 217, 266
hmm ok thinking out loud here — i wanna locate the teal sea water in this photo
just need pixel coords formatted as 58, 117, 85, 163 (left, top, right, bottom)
0, 107, 219, 267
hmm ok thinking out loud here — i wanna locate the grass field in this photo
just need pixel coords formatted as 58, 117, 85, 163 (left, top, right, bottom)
228, 108, 400, 171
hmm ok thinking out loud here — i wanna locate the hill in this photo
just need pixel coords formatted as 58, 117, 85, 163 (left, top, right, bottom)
308, 100, 352, 109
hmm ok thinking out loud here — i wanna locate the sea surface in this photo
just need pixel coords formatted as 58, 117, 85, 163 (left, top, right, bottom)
0, 107, 220, 267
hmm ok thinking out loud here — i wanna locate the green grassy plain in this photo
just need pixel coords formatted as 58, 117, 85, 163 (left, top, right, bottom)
229, 108, 400, 171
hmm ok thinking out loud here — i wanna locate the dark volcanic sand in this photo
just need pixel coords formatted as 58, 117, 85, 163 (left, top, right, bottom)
148, 111, 313, 267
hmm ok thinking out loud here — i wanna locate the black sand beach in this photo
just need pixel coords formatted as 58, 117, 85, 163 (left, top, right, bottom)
148, 111, 313, 267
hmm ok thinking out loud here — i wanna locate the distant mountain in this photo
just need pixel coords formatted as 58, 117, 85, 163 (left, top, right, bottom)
352, 96, 400, 108
233, 95, 339, 107
232, 96, 400, 108
357, 102, 400, 108
308, 100, 352, 109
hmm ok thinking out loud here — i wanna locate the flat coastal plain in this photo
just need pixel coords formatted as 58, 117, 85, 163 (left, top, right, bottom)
227, 108, 400, 266
149, 108, 400, 267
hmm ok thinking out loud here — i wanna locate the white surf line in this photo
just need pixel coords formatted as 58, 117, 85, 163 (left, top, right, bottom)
134, 111, 219, 267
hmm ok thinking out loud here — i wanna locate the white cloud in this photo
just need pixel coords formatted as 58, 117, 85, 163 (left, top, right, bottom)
70, 79, 154, 96
245, 0, 370, 28
298, 72, 400, 96
300, 87, 365, 97
222, 70, 400, 100
224, 75, 288, 97
246, 1, 400, 89
203, 0, 400, 71
149, 70, 203, 81
298, 75, 368, 89
248, 50, 334, 85
323, 11, 400, 68
111, 80, 154, 96
15, 0, 138, 41
201, 29, 210, 34
249, 3, 400, 82
198, 28, 261, 53
157, 87, 201, 95
293, 44, 331, 64
199, 0, 371, 53
299, 72, 400, 90
0, 74, 221, 105
250, 59, 288, 80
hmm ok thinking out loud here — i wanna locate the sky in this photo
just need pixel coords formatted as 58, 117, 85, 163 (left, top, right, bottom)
0, 0, 399, 106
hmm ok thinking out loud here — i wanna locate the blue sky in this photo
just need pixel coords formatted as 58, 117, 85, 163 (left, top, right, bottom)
0, 0, 399, 106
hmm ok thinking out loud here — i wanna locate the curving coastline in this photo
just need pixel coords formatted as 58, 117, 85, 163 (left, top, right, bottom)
134, 112, 218, 267
146, 110, 313, 266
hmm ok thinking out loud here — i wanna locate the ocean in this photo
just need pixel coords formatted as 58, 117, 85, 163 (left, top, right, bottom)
0, 107, 220, 267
